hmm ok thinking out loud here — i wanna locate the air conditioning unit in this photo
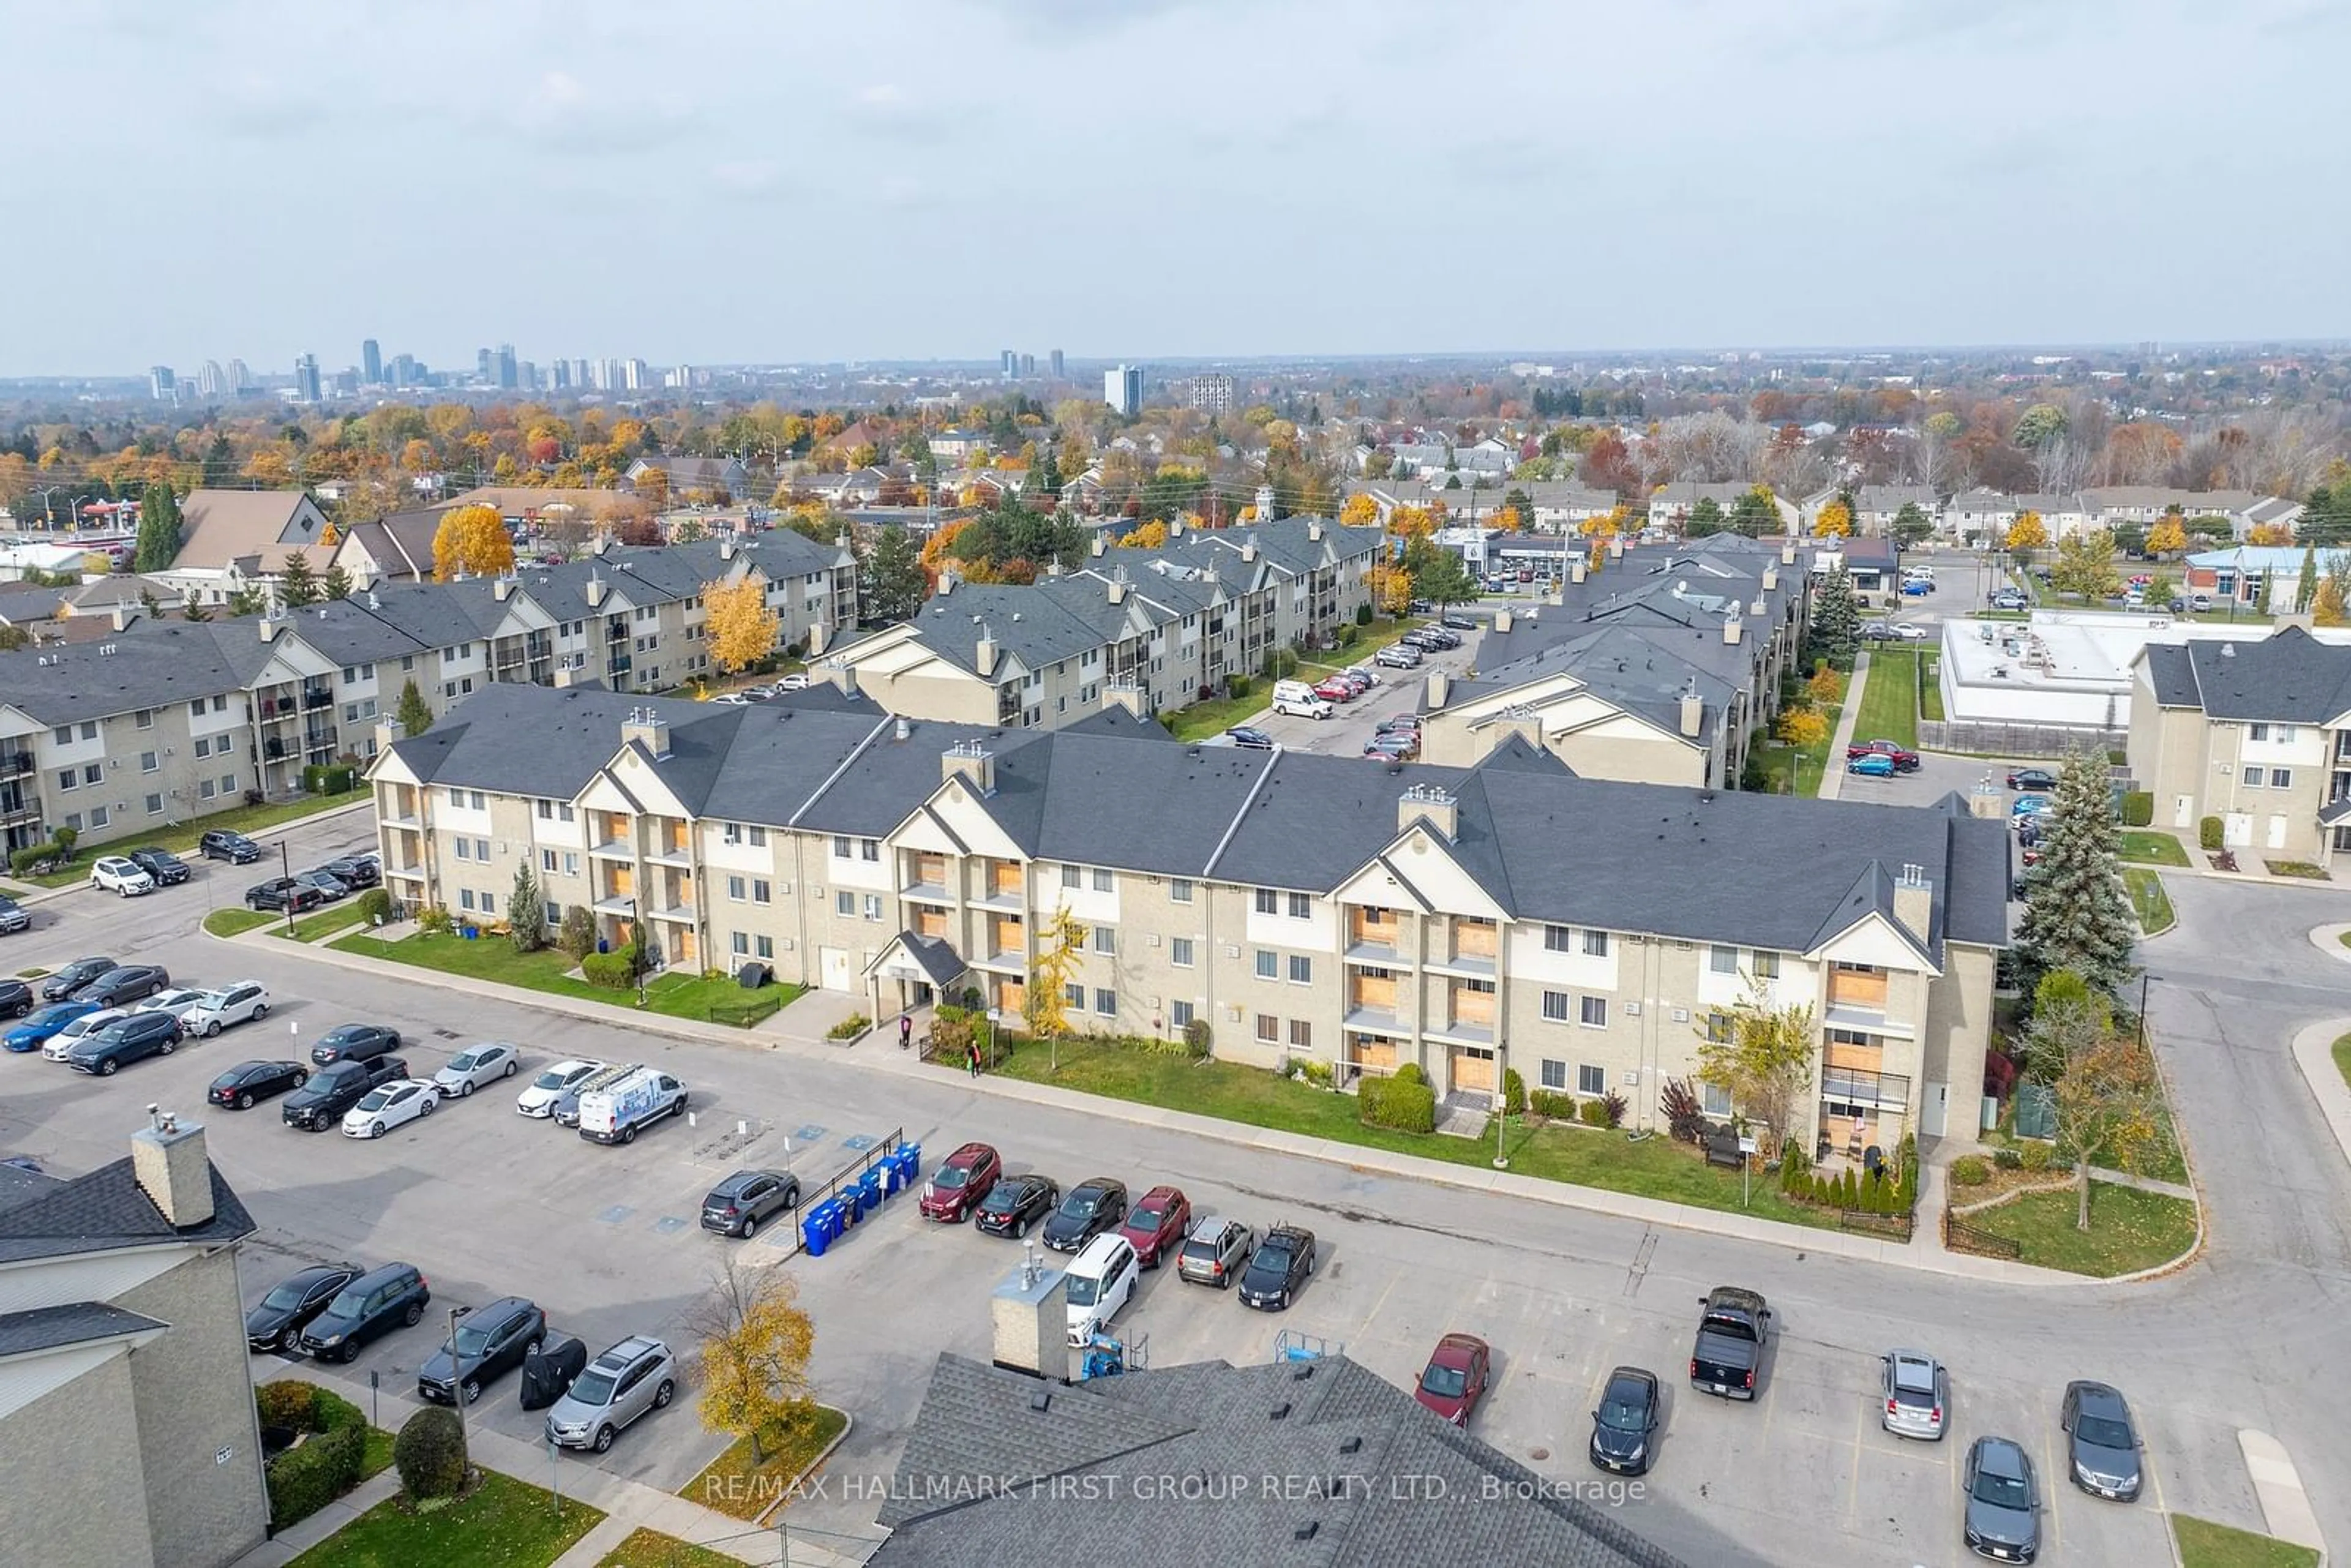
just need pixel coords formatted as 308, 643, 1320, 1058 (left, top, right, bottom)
1622, 1068, 1641, 1086
1671, 1008, 1689, 1024
778, 882, 792, 895
779, 938, 794, 951
1225, 944, 1241, 959
1147, 934, 1161, 948
1624, 1001, 1642, 1017
1226, 1005, 1242, 1022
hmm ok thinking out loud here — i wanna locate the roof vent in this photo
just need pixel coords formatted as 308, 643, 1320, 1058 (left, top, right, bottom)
1291, 1362, 1314, 1381
1270, 1401, 1292, 1421
1029, 1390, 1051, 1413
1293, 1522, 1319, 1542
1339, 1436, 1362, 1455
2221, 643, 2236, 657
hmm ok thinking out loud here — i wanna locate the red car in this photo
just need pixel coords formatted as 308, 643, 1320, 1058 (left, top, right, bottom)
1118, 1184, 1192, 1269
1313, 678, 1355, 703
1843, 738, 1921, 771
917, 1141, 1001, 1223
1414, 1333, 1492, 1426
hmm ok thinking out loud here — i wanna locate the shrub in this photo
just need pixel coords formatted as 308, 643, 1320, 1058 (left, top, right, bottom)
1949, 1155, 1992, 1187
1528, 1089, 1573, 1120
259, 1381, 369, 1532
1360, 1074, 1436, 1134
1501, 1067, 1526, 1116
1183, 1016, 1213, 1056
2199, 815, 2224, 850
580, 945, 638, 989
1780, 1144, 1813, 1193
2120, 790, 2153, 827
826, 1014, 870, 1041
302, 762, 358, 795
1660, 1077, 1706, 1143
1337, 624, 1359, 647
9, 839, 65, 875
53, 825, 78, 855
1355, 604, 1373, 625
1295, 1057, 1332, 1088
1392, 1062, 1426, 1087
1897, 1133, 1919, 1190
1840, 1169, 1861, 1209
555, 904, 598, 959
1601, 1089, 1627, 1128
353, 887, 393, 926
257, 1379, 318, 1429
416, 904, 453, 935
1578, 1098, 1612, 1126
1226, 674, 1253, 699
2017, 1141, 2053, 1172
393, 1406, 468, 1502
1993, 1147, 2023, 1170
1982, 1049, 2019, 1099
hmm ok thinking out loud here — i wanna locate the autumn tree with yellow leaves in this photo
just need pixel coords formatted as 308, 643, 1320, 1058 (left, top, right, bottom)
2144, 517, 2188, 558
1339, 493, 1381, 526
689, 1259, 817, 1465
1368, 561, 1412, 615
701, 576, 781, 674
1811, 498, 1853, 539
2005, 511, 2049, 557
1116, 519, 1169, 549
1024, 905, 1089, 1043
1390, 505, 1436, 541
431, 503, 515, 581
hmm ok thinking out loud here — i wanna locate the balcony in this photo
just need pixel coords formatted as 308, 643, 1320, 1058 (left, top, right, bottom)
1344, 973, 1400, 1032
587, 838, 634, 860
1821, 1065, 1913, 1114
0, 798, 39, 828
647, 902, 696, 925
302, 688, 333, 710
977, 866, 1024, 909
591, 893, 638, 917
0, 750, 33, 780
263, 739, 288, 760
645, 840, 693, 869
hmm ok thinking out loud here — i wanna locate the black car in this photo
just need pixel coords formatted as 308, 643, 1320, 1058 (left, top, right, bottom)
291, 870, 351, 902
700, 1170, 801, 1239
126, 847, 192, 886
1040, 1177, 1128, 1253
1441, 613, 1477, 630
1237, 1223, 1318, 1311
1225, 726, 1275, 751
66, 1011, 184, 1075
2060, 1380, 2143, 1501
1589, 1365, 1662, 1474
2007, 768, 2059, 792
319, 856, 381, 890
200, 830, 264, 864
283, 1056, 411, 1130
297, 1261, 429, 1362
211, 1059, 310, 1110
73, 964, 171, 1008
418, 1296, 547, 1404
40, 956, 116, 1002
246, 878, 328, 913
247, 1263, 362, 1352
0, 979, 31, 1019
973, 1173, 1060, 1239
310, 1022, 402, 1067
0, 894, 28, 935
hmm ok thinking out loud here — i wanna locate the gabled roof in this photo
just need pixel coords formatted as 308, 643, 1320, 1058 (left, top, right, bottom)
0, 1301, 169, 1359
2173, 626, 2351, 722
171, 489, 333, 574
0, 1149, 255, 1266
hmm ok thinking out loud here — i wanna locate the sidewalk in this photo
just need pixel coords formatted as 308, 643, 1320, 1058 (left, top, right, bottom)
1817, 649, 1869, 801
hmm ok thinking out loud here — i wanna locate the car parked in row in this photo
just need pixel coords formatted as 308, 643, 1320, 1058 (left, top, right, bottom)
0, 978, 29, 1020
6, 1003, 89, 1052
1174, 1215, 1255, 1288
310, 1022, 401, 1067
1041, 1178, 1128, 1253
700, 1169, 801, 1239
1881, 1349, 1949, 1441
433, 1041, 520, 1097
246, 878, 328, 914
918, 1142, 1002, 1223
1223, 726, 1275, 751
2060, 1380, 2143, 1501
0, 894, 28, 936
1847, 752, 1897, 779
342, 1078, 440, 1139
40, 956, 116, 1002
1962, 1435, 2042, 1562
75, 964, 170, 1008
2006, 767, 2058, 792
1846, 738, 1921, 771
546, 1335, 676, 1453
283, 1056, 411, 1130
1118, 1184, 1191, 1269
1237, 1223, 1317, 1311
1589, 1366, 1662, 1474
290, 870, 351, 902
1374, 642, 1423, 669
419, 1296, 546, 1405
517, 1058, 606, 1117
185, 981, 271, 1036
89, 856, 157, 896
1363, 732, 1419, 762
210, 1059, 309, 1110
298, 1261, 429, 1362
973, 1172, 1059, 1238
1063, 1234, 1141, 1348
1413, 1333, 1491, 1427
42, 1008, 126, 1060
248, 1263, 363, 1352
135, 988, 212, 1025
66, 1011, 184, 1075
126, 847, 192, 886
200, 830, 264, 864
318, 856, 381, 890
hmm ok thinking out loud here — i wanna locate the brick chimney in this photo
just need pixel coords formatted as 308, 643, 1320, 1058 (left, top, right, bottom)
622, 706, 671, 760
1892, 863, 1934, 948
132, 1108, 214, 1229
1398, 782, 1457, 841
373, 716, 404, 754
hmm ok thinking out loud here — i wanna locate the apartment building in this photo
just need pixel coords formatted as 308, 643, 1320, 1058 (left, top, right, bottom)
822, 518, 1381, 729
1646, 481, 1801, 533
1797, 485, 1938, 535
2129, 625, 2351, 861
374, 681, 2009, 1156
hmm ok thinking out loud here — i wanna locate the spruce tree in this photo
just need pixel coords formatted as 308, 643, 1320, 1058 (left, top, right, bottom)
2012, 748, 2137, 1000
321, 565, 354, 601
277, 551, 321, 608
1809, 564, 1860, 662
394, 678, 434, 737
135, 482, 182, 573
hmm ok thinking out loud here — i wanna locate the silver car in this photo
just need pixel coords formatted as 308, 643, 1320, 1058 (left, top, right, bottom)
1880, 1349, 1948, 1440
546, 1336, 676, 1452
434, 1041, 521, 1098
1963, 1435, 2042, 1562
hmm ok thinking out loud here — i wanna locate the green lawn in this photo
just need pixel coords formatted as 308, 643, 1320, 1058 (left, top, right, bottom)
1164, 689, 1273, 743
204, 908, 274, 937
360, 1427, 396, 1481
287, 1468, 604, 1568
683, 1405, 850, 1522
1962, 1185, 2199, 1277
18, 787, 369, 888
2172, 1514, 2322, 1568
598, 1529, 746, 1568
2331, 1032, 2351, 1093
1851, 648, 1919, 750
2120, 831, 2190, 866
329, 932, 800, 1027
273, 904, 373, 942
1917, 650, 1944, 721
969, 1037, 1842, 1232
2123, 868, 2176, 936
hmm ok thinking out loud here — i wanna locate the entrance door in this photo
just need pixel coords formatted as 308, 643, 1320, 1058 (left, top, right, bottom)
819, 946, 851, 991
2225, 812, 2254, 847
2268, 814, 2289, 849
1450, 1047, 1496, 1093
2173, 795, 2194, 828
1922, 1081, 1948, 1138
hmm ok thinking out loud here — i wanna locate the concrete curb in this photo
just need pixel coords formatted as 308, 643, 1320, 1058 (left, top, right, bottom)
752, 1406, 855, 1528
2238, 1428, 2330, 1560
2306, 923, 2351, 963
2287, 1016, 2351, 1177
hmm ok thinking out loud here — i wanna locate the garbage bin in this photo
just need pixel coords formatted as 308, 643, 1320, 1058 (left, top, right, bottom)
838, 1188, 864, 1226
898, 1144, 922, 1187
801, 1212, 830, 1258
461, 925, 479, 940
814, 1197, 845, 1242
879, 1158, 901, 1196
858, 1168, 885, 1210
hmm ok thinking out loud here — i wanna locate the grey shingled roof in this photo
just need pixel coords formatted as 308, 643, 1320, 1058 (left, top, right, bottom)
2139, 643, 2201, 707
869, 1352, 1683, 1568
0, 1301, 168, 1359
0, 621, 252, 726
0, 1149, 255, 1265
2178, 628, 2351, 722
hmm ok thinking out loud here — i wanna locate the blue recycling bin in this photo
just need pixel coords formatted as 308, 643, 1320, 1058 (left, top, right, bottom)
898, 1144, 922, 1187
813, 1196, 846, 1239
858, 1168, 885, 1209
879, 1158, 902, 1196
801, 1212, 829, 1257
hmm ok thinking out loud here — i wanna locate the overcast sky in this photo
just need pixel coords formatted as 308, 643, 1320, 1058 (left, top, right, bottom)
10, 0, 2347, 377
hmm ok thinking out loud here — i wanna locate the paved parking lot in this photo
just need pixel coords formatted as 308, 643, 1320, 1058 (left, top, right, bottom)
1198, 628, 1479, 757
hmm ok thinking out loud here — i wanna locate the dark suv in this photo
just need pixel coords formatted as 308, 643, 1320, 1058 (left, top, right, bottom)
66, 1011, 183, 1075
73, 964, 171, 1008
126, 847, 192, 886
700, 1170, 801, 1239
418, 1296, 547, 1404
201, 830, 263, 865
310, 1023, 402, 1067
296, 1261, 430, 1362
246, 878, 327, 913
319, 856, 381, 890
40, 956, 116, 1002
283, 1056, 410, 1130
1041, 1177, 1128, 1253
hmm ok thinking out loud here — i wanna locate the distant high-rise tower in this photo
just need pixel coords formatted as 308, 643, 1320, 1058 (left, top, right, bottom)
1104, 364, 1142, 417
149, 366, 176, 401
496, 345, 518, 389
1050, 348, 1064, 379
390, 353, 418, 389
1020, 353, 1035, 377
552, 359, 571, 391
1000, 350, 1017, 380
227, 359, 252, 393
621, 358, 648, 391
1187, 373, 1234, 414
293, 353, 322, 403
476, 347, 494, 383
197, 360, 225, 399
361, 339, 382, 384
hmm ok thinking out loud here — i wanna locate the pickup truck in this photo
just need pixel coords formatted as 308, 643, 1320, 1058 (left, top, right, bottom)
1689, 1286, 1772, 1401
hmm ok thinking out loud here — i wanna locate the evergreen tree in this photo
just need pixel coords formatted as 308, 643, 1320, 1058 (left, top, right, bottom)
2012, 748, 2137, 1000
1030, 447, 1061, 498
860, 525, 927, 624
225, 585, 267, 617
1809, 565, 1860, 662
276, 551, 321, 608
394, 678, 434, 737
2297, 544, 2319, 612
509, 864, 546, 953
201, 433, 235, 486
134, 482, 182, 573
182, 598, 212, 621
1685, 497, 1725, 537
321, 564, 354, 601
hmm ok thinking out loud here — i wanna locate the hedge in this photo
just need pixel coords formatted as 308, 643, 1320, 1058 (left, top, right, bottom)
1359, 1074, 1436, 1134
1528, 1089, 1574, 1120
9, 838, 72, 876
580, 945, 639, 989
260, 1381, 371, 1532
354, 888, 393, 926
1949, 1155, 1991, 1187
2199, 815, 2224, 850
2120, 790, 2153, 827
302, 762, 359, 795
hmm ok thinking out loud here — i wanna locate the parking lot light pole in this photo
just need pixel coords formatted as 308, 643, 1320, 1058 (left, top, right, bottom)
277, 840, 295, 936
448, 1305, 470, 1446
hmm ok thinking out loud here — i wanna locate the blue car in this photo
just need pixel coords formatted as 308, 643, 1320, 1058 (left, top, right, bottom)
6, 1001, 99, 1053
1901, 580, 1932, 596
2012, 795, 2050, 817
1847, 753, 1897, 778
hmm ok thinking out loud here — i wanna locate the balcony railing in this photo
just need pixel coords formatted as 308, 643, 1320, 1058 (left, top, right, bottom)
302, 688, 333, 710
0, 750, 35, 779
1822, 1066, 1913, 1111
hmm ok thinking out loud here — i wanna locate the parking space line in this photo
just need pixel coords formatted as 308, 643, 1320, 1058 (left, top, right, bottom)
2040, 1427, 2063, 1554
1847, 1399, 1865, 1520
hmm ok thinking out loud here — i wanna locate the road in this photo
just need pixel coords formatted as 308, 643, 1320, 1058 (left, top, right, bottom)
4, 816, 2349, 1564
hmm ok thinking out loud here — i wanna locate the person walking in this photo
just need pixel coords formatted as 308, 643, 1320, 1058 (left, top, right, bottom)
899, 1013, 913, 1051
966, 1039, 982, 1079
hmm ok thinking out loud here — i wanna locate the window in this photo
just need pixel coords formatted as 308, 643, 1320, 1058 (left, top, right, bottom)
459, 888, 476, 910
1172, 999, 1195, 1029
479, 891, 495, 915
1544, 925, 1572, 952
731, 931, 750, 957
860, 838, 880, 861
2251, 723, 2270, 741
144, 793, 163, 815
728, 875, 747, 902
187, 702, 205, 719
54, 768, 75, 792
2279, 726, 2298, 744
194, 737, 211, 759
752, 879, 771, 905
198, 779, 216, 800
541, 849, 557, 872
1752, 951, 1781, 980
1703, 1010, 1733, 1043
544, 901, 561, 926
833, 835, 852, 858
1542, 991, 1570, 1022
558, 803, 574, 823
1709, 944, 1740, 975
756, 935, 774, 959
1171, 937, 1194, 967
861, 895, 883, 921
1583, 929, 1608, 957
1256, 950, 1278, 980
2271, 768, 2294, 789
1255, 888, 1278, 915
721, 823, 742, 847
1289, 1019, 1311, 1049
1579, 996, 1608, 1028
1827, 1027, 1874, 1047
1169, 878, 1193, 904
1092, 867, 1112, 892
473, 838, 488, 861
1094, 988, 1116, 1017
836, 890, 855, 915
1288, 955, 1312, 984
62, 811, 81, 831
537, 800, 553, 819
466, 790, 483, 809
1255, 1013, 1280, 1043
89, 805, 108, 828
80, 722, 96, 741
1577, 1063, 1606, 1095
2243, 765, 2263, 787
134, 708, 153, 730
1094, 926, 1116, 955
563, 853, 579, 876
219, 772, 236, 793
1287, 891, 1310, 919
455, 839, 472, 861
1539, 1059, 1567, 1090
51, 726, 71, 746
140, 751, 158, 773
82, 764, 100, 786
1060, 982, 1085, 1010
1701, 1082, 1734, 1118
748, 826, 767, 847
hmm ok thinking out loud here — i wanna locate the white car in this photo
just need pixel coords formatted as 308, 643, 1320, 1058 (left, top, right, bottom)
341, 1078, 440, 1139
771, 673, 809, 692
135, 988, 212, 1023
43, 1008, 126, 1060
1888, 623, 1929, 641
711, 692, 751, 707
435, 1041, 522, 1098
89, 857, 156, 897
517, 1057, 606, 1117
183, 981, 271, 1037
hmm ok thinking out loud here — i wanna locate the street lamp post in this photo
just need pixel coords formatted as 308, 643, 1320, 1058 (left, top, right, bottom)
277, 840, 296, 936
447, 1304, 471, 1445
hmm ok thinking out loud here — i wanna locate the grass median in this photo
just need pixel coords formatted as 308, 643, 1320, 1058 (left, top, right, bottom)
204, 908, 274, 937
272, 904, 373, 942
597, 1529, 746, 1568
683, 1405, 849, 1523
2171, 1512, 2321, 1568
2120, 831, 2190, 866
2123, 868, 2176, 936
16, 788, 368, 889
967, 1035, 1843, 1232
1960, 1184, 2198, 1277
328, 931, 800, 1026
286, 1466, 603, 1568
1851, 648, 1919, 750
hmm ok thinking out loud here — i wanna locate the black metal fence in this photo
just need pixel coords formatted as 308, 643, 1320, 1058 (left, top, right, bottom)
1837, 1208, 1916, 1242
1941, 1205, 2023, 1259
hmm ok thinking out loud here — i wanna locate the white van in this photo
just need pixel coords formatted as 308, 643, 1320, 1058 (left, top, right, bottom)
578, 1067, 689, 1146
1270, 680, 1332, 720
1063, 1234, 1140, 1346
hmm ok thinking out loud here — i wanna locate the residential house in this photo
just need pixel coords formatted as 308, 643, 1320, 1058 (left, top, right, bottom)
147, 489, 337, 607
2130, 626, 2351, 862
625, 455, 754, 503
926, 430, 992, 462
331, 507, 449, 583
1800, 486, 1938, 535
1944, 489, 2090, 542
375, 678, 2008, 1157
866, 1351, 1685, 1568
2079, 487, 2298, 536
438, 487, 622, 534
0, 580, 69, 640
1510, 481, 1625, 531
0, 1112, 268, 1568
1646, 482, 1801, 533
